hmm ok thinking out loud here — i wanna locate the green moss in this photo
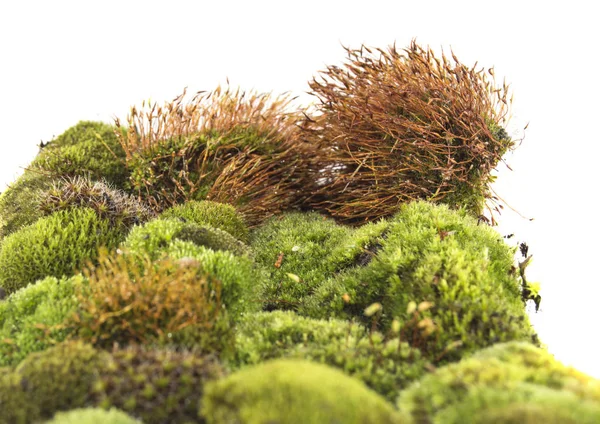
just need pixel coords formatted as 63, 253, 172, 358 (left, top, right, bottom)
121, 218, 185, 260
39, 176, 155, 231
46, 408, 141, 424
0, 208, 124, 295
250, 212, 388, 311
94, 345, 224, 424
397, 341, 600, 423
0, 121, 128, 240
31, 121, 128, 188
160, 200, 249, 242
201, 359, 406, 423
0, 275, 83, 366
0, 170, 52, 240
174, 224, 252, 257
164, 241, 261, 319
0, 341, 224, 424
301, 201, 536, 363
0, 341, 109, 424
231, 310, 427, 401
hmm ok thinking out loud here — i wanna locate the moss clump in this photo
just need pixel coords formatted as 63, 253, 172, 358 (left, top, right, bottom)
0, 275, 83, 366
0, 341, 109, 424
0, 121, 128, 240
201, 359, 406, 423
302, 41, 513, 224
94, 345, 224, 424
39, 175, 155, 231
174, 224, 252, 257
159, 200, 249, 242
231, 310, 426, 401
397, 341, 600, 423
299, 201, 536, 363
70, 251, 229, 353
0, 341, 224, 424
250, 212, 388, 311
46, 408, 141, 424
0, 207, 124, 295
0, 171, 52, 240
118, 88, 315, 227
164, 241, 261, 320
122, 218, 250, 259
31, 121, 128, 188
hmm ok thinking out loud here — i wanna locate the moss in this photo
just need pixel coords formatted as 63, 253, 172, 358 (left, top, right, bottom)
397, 341, 600, 423
0, 208, 124, 295
94, 345, 224, 424
39, 176, 155, 231
121, 218, 185, 260
71, 252, 231, 353
0, 170, 53, 240
159, 200, 249, 242
164, 241, 261, 319
0, 341, 110, 424
0, 275, 83, 366
201, 359, 406, 423
175, 224, 252, 257
0, 341, 224, 424
0, 121, 128, 240
250, 212, 388, 311
300, 201, 536, 363
231, 310, 427, 401
31, 121, 128, 188
46, 408, 141, 424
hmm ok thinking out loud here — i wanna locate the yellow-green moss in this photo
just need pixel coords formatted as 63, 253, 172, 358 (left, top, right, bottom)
201, 359, 407, 423
0, 208, 124, 294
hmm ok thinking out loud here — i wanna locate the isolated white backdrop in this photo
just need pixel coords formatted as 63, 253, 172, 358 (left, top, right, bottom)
1, 0, 598, 377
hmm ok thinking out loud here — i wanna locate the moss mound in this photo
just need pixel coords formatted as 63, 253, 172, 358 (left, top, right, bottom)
250, 211, 387, 310
122, 217, 250, 259
302, 41, 513, 224
231, 310, 426, 401
0, 207, 124, 294
46, 408, 141, 424
70, 251, 230, 353
201, 359, 406, 423
299, 201, 536, 363
0, 275, 83, 366
39, 175, 155, 231
0, 341, 224, 424
0, 121, 128, 240
160, 200, 249, 242
397, 341, 600, 423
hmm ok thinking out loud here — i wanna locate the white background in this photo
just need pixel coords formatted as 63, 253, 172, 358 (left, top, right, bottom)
1, 1, 598, 377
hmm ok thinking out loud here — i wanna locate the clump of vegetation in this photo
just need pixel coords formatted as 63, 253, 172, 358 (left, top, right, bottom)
0, 207, 124, 295
68, 250, 228, 353
0, 275, 83, 366
0, 341, 109, 424
0, 341, 224, 424
250, 212, 387, 310
115, 87, 317, 226
302, 41, 513, 224
230, 311, 426, 401
159, 200, 249, 242
123, 217, 250, 259
39, 175, 155, 231
201, 359, 406, 423
300, 201, 537, 363
46, 408, 141, 424
397, 341, 600, 423
95, 344, 224, 424
0, 121, 128, 239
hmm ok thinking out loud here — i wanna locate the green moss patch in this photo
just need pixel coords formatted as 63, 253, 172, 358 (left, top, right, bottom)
201, 359, 405, 423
